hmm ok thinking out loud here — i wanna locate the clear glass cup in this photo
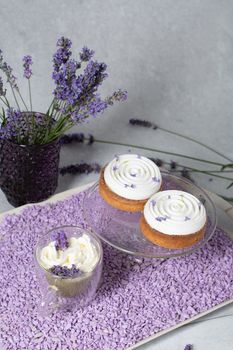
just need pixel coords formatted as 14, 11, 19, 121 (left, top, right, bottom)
34, 225, 103, 315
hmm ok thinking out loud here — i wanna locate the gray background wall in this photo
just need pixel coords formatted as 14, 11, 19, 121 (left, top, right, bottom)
0, 3, 233, 349
0, 0, 232, 208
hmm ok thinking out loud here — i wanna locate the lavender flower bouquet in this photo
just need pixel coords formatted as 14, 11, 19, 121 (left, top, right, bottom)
0, 37, 127, 144
0, 37, 126, 207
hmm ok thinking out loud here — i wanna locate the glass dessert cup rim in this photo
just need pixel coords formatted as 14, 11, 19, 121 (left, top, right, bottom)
34, 225, 103, 280
83, 171, 217, 259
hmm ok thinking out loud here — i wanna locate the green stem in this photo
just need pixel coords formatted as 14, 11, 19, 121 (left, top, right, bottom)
17, 89, 28, 111
10, 86, 20, 110
219, 195, 233, 202
158, 126, 233, 163
171, 168, 233, 181
28, 79, 32, 111
46, 98, 55, 116
160, 161, 233, 181
0, 96, 9, 107
4, 96, 10, 107
85, 138, 226, 167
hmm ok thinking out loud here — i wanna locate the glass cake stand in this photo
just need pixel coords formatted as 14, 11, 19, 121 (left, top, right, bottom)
83, 172, 217, 259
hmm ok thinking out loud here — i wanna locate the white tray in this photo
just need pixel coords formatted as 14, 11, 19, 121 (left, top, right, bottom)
0, 181, 232, 350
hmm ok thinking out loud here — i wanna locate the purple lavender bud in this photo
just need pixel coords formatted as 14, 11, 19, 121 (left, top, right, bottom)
149, 158, 164, 167
130, 173, 137, 177
22, 55, 33, 79
60, 133, 85, 145
59, 162, 101, 176
184, 216, 191, 221
57, 37, 72, 49
124, 184, 129, 188
51, 230, 69, 251
0, 76, 6, 96
129, 118, 153, 128
0, 61, 18, 89
50, 264, 80, 278
152, 176, 160, 183
79, 47, 95, 62
184, 345, 192, 350
51, 37, 126, 127
130, 184, 136, 189
156, 217, 162, 222
113, 165, 118, 171
88, 134, 94, 145
170, 160, 177, 170
106, 89, 127, 105
151, 199, 156, 206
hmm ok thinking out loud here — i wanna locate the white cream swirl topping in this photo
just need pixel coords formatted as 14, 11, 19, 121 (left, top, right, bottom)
39, 234, 99, 273
143, 190, 207, 235
104, 154, 162, 200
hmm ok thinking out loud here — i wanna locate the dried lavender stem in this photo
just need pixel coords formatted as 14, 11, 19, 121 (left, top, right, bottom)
158, 126, 233, 163
161, 161, 233, 181
16, 89, 28, 111
10, 85, 20, 110
28, 79, 32, 111
171, 169, 233, 181
0, 96, 9, 107
130, 119, 233, 163
86, 138, 225, 167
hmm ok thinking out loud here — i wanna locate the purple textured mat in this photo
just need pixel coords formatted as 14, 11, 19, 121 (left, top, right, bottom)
0, 191, 233, 350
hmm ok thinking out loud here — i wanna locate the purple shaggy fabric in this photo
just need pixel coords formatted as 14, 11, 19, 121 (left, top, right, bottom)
0, 191, 232, 350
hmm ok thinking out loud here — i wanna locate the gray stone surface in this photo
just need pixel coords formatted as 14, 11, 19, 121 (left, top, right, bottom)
0, 1, 232, 349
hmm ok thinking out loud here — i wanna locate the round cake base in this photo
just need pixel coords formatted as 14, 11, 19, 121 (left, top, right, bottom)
99, 169, 148, 212
140, 216, 205, 249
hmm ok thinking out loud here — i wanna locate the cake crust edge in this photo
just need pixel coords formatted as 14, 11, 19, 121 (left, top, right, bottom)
140, 215, 205, 249
99, 169, 149, 212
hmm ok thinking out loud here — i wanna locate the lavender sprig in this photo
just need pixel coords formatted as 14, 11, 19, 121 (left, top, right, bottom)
79, 47, 94, 62
129, 117, 233, 163
22, 55, 33, 111
184, 345, 192, 350
149, 157, 164, 167
48, 37, 127, 143
60, 133, 95, 145
60, 162, 101, 176
53, 37, 72, 72
105, 89, 128, 105
129, 118, 158, 130
51, 230, 69, 251
170, 160, 177, 170
50, 264, 80, 277
60, 133, 85, 145
0, 77, 6, 96
0, 38, 126, 145
22, 55, 33, 79
0, 109, 51, 144
0, 60, 18, 90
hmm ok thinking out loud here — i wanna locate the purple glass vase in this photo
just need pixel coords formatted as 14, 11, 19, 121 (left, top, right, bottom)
0, 137, 61, 207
